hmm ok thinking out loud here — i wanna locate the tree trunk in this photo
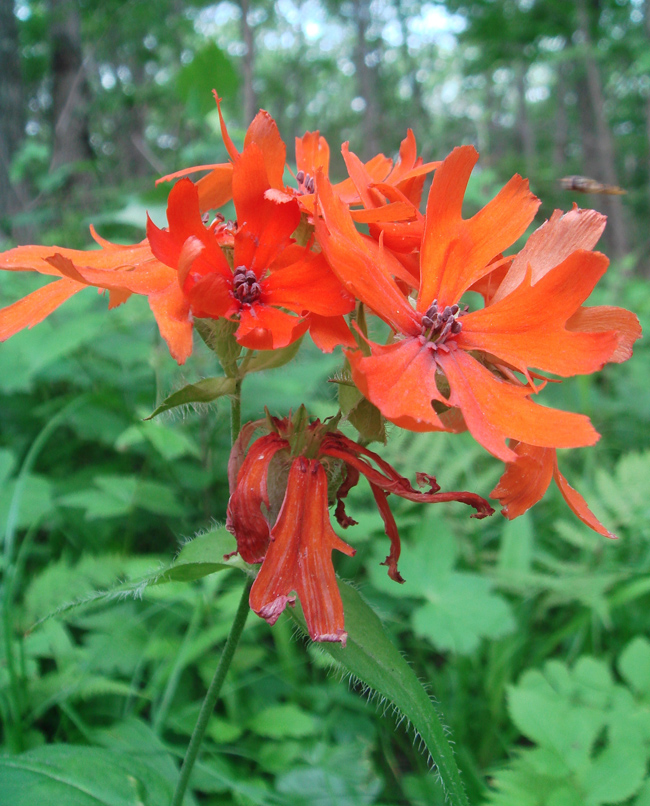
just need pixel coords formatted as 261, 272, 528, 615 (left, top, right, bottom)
239, 0, 257, 126
49, 0, 93, 191
0, 0, 27, 235
576, 0, 629, 261
352, 0, 381, 159
515, 62, 535, 177
553, 64, 569, 173
643, 0, 650, 218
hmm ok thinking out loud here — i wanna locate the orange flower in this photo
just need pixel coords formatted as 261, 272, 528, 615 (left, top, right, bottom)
490, 442, 614, 537
158, 93, 435, 225
0, 229, 193, 363
316, 146, 640, 464
226, 414, 493, 644
148, 143, 355, 352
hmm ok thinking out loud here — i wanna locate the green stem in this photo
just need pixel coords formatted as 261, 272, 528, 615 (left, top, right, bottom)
230, 377, 242, 446
170, 388, 249, 806
170, 575, 253, 806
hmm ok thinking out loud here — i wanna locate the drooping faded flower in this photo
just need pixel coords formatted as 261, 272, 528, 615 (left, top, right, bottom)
226, 412, 493, 644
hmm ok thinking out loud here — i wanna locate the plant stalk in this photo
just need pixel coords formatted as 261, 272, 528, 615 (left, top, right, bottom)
170, 386, 249, 806
170, 575, 252, 806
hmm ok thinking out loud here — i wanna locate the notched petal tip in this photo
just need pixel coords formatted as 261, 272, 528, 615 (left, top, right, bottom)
255, 594, 297, 626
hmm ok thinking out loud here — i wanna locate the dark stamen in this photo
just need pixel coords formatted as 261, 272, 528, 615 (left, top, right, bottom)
232, 265, 262, 305
420, 297, 464, 344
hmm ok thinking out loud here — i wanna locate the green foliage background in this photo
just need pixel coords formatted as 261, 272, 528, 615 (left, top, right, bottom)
1, 0, 650, 803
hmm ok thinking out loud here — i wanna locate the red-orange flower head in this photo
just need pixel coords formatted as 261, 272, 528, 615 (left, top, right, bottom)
226, 410, 493, 645
148, 143, 354, 352
315, 146, 642, 465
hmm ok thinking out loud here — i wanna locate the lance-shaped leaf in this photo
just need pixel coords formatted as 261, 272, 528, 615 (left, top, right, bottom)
289, 578, 471, 806
146, 376, 237, 419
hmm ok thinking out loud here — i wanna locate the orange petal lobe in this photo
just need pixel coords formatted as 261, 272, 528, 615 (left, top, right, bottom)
552, 459, 616, 539
308, 314, 356, 353
566, 305, 642, 364
295, 131, 330, 176
420, 146, 539, 308
148, 284, 193, 364
0, 278, 86, 340
347, 338, 447, 432
439, 348, 600, 462
490, 442, 555, 518
196, 163, 234, 212
244, 110, 287, 190
249, 457, 355, 644
459, 252, 618, 376
236, 305, 308, 350
494, 207, 607, 303
263, 251, 355, 316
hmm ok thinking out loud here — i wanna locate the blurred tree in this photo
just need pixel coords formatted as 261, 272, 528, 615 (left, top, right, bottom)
0, 0, 27, 234
49, 0, 94, 190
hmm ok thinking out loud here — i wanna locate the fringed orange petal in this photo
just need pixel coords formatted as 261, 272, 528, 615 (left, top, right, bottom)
566, 305, 642, 364
439, 348, 600, 462
213, 92, 240, 161
148, 284, 193, 365
490, 442, 555, 519
244, 110, 287, 191
249, 457, 355, 644
236, 305, 308, 351
459, 253, 619, 376
494, 207, 606, 303
552, 459, 616, 539
262, 251, 355, 316
295, 131, 330, 176
419, 146, 539, 309
315, 174, 419, 335
308, 314, 356, 353
232, 144, 301, 272
0, 277, 86, 340
347, 338, 448, 432
196, 163, 235, 212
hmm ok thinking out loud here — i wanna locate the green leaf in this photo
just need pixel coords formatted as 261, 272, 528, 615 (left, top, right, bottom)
30, 529, 243, 628
176, 42, 238, 118
244, 337, 304, 375
618, 637, 650, 697
146, 376, 237, 419
289, 579, 472, 806
248, 704, 318, 739
0, 744, 175, 805
167, 529, 245, 581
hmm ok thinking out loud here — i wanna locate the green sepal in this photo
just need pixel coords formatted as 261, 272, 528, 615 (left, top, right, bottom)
337, 361, 386, 444
146, 377, 237, 419
195, 318, 241, 377
288, 579, 470, 806
243, 336, 304, 375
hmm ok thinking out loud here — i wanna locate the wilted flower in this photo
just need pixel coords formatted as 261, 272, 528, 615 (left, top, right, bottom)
226, 411, 493, 644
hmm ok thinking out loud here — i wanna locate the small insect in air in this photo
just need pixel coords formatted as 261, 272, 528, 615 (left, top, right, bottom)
560, 175, 627, 195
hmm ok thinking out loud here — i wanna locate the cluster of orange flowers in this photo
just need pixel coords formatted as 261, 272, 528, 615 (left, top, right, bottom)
0, 95, 641, 644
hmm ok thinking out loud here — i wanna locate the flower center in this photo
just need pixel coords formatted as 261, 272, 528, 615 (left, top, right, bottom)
232, 265, 261, 304
295, 170, 315, 195
420, 300, 464, 344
